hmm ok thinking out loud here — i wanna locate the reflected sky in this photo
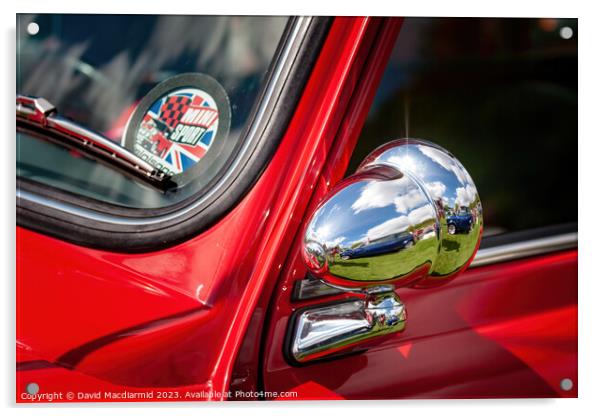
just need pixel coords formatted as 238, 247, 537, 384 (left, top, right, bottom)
309, 143, 480, 251
374, 143, 479, 211
309, 174, 436, 250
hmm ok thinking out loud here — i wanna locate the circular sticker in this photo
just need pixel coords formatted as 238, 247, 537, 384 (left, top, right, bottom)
123, 73, 231, 184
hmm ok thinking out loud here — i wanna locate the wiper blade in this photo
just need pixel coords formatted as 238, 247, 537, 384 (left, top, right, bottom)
16, 95, 175, 191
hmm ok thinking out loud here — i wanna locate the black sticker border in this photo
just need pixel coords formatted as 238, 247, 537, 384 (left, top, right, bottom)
122, 73, 231, 186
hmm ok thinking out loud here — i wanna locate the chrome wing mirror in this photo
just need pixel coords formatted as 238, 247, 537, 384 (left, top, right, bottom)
302, 138, 483, 290
290, 139, 482, 363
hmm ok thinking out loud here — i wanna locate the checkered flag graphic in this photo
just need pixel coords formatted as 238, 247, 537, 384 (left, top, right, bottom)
159, 96, 192, 130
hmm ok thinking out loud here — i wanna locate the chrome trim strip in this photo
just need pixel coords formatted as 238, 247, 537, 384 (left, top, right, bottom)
294, 232, 578, 300
470, 232, 577, 268
293, 277, 344, 301
17, 17, 312, 228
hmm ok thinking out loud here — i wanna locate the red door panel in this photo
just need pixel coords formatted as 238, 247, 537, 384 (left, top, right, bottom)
258, 16, 577, 400
262, 250, 577, 399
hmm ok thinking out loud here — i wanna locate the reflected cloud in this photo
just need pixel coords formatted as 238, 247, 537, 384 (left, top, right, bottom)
387, 154, 420, 175
352, 175, 445, 215
351, 178, 408, 213
425, 181, 446, 199
366, 215, 411, 242
455, 184, 477, 208
408, 204, 437, 225
393, 186, 429, 214
418, 145, 468, 184
365, 203, 435, 241
325, 236, 346, 249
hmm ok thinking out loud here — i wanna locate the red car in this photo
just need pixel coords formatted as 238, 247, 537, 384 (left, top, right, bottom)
16, 15, 577, 402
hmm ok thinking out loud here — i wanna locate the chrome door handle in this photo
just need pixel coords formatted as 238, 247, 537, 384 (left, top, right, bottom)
290, 292, 406, 363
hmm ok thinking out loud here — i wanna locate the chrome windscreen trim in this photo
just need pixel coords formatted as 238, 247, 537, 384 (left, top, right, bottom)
17, 17, 312, 228
470, 232, 577, 268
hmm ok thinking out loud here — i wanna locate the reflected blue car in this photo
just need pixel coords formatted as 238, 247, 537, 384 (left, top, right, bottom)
446, 213, 473, 235
340, 233, 415, 260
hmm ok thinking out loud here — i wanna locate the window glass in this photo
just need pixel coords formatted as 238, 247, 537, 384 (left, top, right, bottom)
349, 17, 577, 236
17, 14, 289, 208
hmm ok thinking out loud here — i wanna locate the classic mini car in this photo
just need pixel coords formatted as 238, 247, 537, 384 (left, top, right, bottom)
339, 232, 415, 260
16, 15, 577, 401
446, 209, 474, 235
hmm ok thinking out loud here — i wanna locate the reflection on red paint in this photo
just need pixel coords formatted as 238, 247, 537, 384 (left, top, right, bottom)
279, 381, 344, 400
473, 305, 577, 397
264, 250, 577, 399
105, 103, 137, 141
397, 343, 413, 359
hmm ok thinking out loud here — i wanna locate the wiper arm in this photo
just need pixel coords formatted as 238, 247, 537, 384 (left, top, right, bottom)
16, 95, 175, 191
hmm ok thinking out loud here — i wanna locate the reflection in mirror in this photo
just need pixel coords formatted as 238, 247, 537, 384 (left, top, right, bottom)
302, 139, 482, 288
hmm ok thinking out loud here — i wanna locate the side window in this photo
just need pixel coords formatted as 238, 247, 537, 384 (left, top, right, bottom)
349, 17, 577, 237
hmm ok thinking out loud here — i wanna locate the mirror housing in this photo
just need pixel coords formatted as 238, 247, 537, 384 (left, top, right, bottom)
302, 139, 483, 289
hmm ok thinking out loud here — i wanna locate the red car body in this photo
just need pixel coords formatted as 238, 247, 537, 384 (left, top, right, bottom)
16, 16, 577, 402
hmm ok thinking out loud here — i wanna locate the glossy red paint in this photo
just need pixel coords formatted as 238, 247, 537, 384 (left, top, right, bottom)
16, 15, 577, 402
230, 17, 404, 395
262, 250, 578, 399
16, 17, 400, 402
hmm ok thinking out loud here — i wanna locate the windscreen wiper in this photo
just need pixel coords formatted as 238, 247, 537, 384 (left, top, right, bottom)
16, 95, 175, 191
